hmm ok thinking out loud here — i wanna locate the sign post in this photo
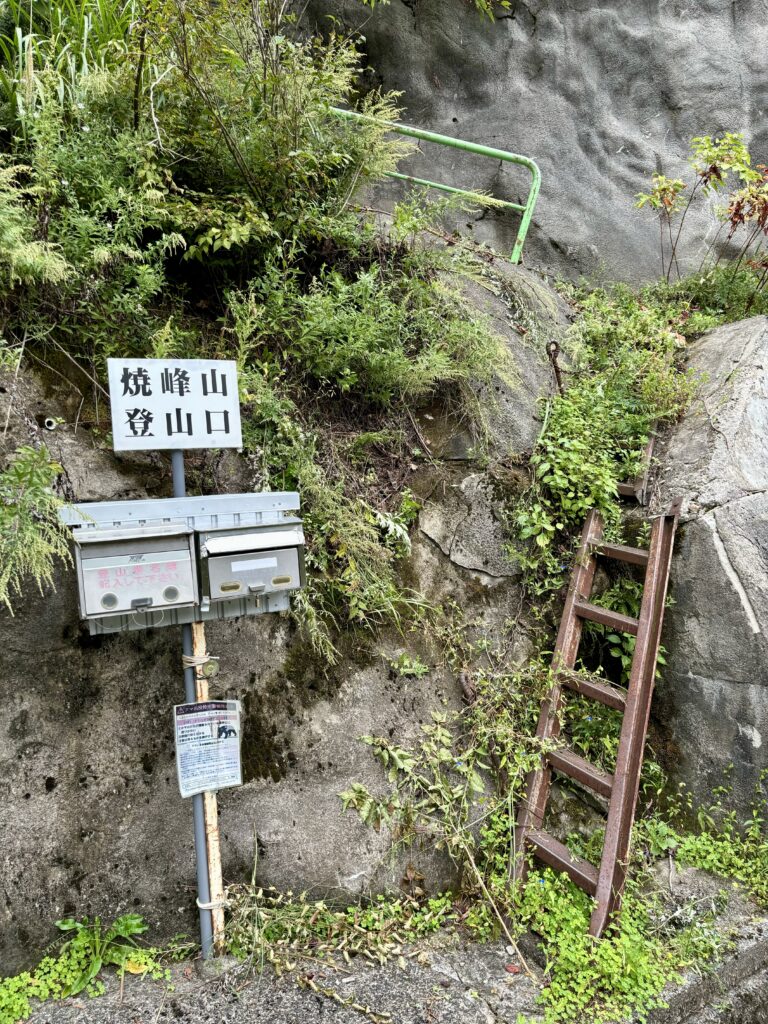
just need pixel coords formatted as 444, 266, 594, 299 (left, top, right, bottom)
172, 449, 215, 958
192, 622, 227, 950
61, 484, 305, 957
109, 359, 244, 959
53, 358, 307, 959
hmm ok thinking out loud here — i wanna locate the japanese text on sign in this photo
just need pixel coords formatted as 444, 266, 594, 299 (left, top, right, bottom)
107, 359, 242, 451
174, 701, 242, 799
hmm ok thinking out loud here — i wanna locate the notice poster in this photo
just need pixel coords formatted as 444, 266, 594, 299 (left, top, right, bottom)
174, 700, 242, 799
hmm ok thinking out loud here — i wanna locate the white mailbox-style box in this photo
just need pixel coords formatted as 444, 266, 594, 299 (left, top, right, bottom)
197, 522, 305, 610
74, 524, 198, 619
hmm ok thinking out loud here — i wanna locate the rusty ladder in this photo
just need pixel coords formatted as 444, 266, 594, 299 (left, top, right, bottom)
514, 503, 679, 936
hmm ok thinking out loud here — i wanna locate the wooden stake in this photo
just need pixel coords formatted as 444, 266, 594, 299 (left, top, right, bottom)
191, 621, 226, 952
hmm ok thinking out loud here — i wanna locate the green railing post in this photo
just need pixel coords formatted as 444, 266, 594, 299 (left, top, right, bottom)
331, 107, 541, 264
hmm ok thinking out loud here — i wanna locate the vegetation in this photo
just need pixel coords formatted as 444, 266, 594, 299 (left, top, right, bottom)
513, 264, 768, 595
227, 884, 455, 969
0, 444, 70, 611
0, 0, 505, 635
0, 915, 179, 1024
636, 133, 768, 300
659, 770, 768, 908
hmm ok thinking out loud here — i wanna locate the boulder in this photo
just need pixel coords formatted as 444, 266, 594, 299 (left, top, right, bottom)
416, 261, 568, 461
655, 316, 768, 818
305, 0, 768, 283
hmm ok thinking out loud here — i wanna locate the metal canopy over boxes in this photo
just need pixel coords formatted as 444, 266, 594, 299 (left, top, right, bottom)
60, 492, 304, 634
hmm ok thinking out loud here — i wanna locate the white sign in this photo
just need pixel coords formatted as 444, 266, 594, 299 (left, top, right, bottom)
174, 700, 242, 799
107, 358, 242, 451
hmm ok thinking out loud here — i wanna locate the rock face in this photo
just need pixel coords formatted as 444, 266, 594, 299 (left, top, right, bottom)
0, 264, 559, 972
656, 316, 768, 818
306, 0, 768, 282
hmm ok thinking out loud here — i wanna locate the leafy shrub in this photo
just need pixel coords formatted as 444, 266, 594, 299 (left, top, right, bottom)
513, 282, 697, 592
636, 133, 768, 310
516, 872, 676, 1024
0, 164, 69, 285
228, 260, 501, 405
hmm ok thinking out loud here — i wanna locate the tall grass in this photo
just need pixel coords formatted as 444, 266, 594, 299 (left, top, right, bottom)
0, 0, 137, 121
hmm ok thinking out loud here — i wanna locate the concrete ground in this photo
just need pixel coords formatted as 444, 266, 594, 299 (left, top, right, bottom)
24, 868, 768, 1024
26, 941, 544, 1024
24, 928, 768, 1024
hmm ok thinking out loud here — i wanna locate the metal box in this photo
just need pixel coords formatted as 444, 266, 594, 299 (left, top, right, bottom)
74, 524, 197, 619
197, 522, 305, 608
61, 493, 303, 633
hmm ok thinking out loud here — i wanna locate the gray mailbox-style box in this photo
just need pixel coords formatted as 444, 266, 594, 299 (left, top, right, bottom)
75, 524, 197, 618
197, 522, 305, 610
60, 492, 303, 634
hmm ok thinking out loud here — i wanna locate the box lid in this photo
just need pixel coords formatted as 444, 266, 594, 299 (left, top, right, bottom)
203, 527, 304, 556
75, 523, 193, 545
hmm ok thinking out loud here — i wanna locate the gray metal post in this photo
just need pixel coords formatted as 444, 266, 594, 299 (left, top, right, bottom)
171, 449, 214, 960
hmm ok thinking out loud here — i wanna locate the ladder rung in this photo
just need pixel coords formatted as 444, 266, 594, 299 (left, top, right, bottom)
547, 747, 614, 798
558, 669, 627, 711
527, 830, 598, 894
574, 600, 639, 635
590, 541, 649, 567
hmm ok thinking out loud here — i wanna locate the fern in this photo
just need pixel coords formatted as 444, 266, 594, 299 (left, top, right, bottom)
0, 445, 71, 612
0, 164, 70, 285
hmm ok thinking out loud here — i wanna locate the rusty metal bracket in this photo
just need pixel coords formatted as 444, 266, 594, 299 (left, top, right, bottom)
546, 340, 565, 396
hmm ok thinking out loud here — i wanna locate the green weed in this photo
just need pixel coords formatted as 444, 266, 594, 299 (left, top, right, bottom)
0, 915, 171, 1024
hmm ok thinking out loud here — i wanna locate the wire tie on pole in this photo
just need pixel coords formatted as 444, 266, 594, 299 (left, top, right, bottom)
196, 897, 229, 910
182, 653, 220, 672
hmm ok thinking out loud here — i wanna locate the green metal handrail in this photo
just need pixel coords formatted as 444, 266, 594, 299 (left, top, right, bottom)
331, 107, 541, 264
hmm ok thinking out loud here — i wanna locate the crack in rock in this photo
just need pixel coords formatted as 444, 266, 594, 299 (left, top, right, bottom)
704, 511, 761, 635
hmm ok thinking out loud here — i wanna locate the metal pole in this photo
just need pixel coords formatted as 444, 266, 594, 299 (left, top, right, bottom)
171, 449, 214, 960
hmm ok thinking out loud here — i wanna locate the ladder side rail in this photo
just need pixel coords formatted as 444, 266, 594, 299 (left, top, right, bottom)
606, 512, 679, 913
514, 509, 604, 879
593, 513, 679, 929
589, 511, 678, 935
